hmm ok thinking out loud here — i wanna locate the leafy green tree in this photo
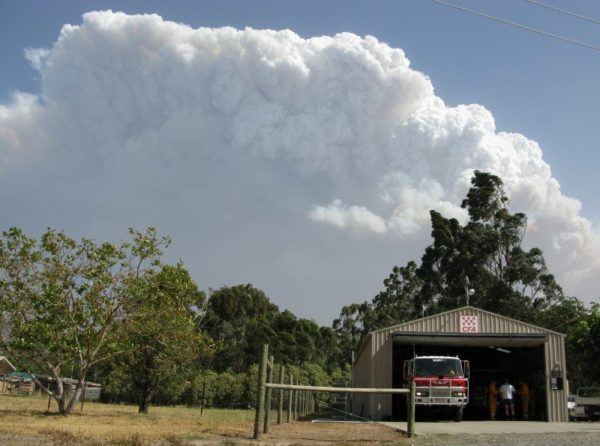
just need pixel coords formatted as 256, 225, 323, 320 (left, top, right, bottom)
179, 369, 248, 408
418, 210, 465, 311
315, 326, 341, 370
0, 227, 167, 415
261, 313, 314, 364
203, 284, 341, 373
334, 171, 575, 366
332, 302, 371, 364
367, 261, 422, 330
333, 263, 423, 363
122, 263, 212, 413
329, 362, 352, 385
537, 296, 587, 335
203, 284, 278, 372
286, 361, 333, 405
566, 304, 600, 388
417, 171, 564, 321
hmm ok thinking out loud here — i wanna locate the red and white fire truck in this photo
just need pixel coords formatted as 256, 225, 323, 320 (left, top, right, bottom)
403, 355, 470, 421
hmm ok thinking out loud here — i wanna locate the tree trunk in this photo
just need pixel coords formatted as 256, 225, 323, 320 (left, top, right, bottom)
50, 371, 69, 416
56, 398, 67, 415
139, 399, 149, 414
56, 382, 74, 415
138, 395, 150, 414
56, 393, 68, 415
54, 378, 87, 415
138, 391, 152, 414
65, 380, 84, 413
30, 366, 89, 416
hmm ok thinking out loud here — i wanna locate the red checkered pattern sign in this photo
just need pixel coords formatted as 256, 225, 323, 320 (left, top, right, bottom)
460, 315, 479, 333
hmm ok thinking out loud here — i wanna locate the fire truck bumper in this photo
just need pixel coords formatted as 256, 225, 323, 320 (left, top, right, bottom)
415, 397, 468, 406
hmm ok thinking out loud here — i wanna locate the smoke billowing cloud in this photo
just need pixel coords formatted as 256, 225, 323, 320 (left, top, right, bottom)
0, 11, 597, 321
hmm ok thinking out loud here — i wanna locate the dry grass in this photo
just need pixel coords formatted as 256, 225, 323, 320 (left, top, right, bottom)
0, 394, 258, 444
0, 395, 405, 445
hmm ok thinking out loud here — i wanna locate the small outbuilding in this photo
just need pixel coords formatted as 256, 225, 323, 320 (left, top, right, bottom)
351, 306, 568, 422
0, 356, 16, 375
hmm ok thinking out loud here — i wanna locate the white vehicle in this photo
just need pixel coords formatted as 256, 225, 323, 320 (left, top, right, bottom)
569, 388, 600, 421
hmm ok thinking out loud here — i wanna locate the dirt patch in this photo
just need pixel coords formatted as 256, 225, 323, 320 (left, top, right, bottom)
262, 419, 405, 445
0, 432, 105, 446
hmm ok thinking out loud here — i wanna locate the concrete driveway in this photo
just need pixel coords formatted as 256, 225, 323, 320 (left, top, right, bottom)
384, 421, 600, 435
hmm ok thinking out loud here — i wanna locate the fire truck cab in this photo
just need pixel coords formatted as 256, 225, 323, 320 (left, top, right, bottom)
403, 355, 470, 422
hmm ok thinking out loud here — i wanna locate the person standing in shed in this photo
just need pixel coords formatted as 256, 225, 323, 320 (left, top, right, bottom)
518, 381, 530, 420
499, 379, 516, 420
488, 381, 499, 420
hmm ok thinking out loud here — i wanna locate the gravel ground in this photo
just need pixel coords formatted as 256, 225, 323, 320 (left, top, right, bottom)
407, 432, 600, 446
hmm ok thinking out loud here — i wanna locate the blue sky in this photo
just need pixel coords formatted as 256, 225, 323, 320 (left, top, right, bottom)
1, 0, 599, 219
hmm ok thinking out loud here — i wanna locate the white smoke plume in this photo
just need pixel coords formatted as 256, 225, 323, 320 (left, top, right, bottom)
0, 11, 597, 321
310, 200, 387, 234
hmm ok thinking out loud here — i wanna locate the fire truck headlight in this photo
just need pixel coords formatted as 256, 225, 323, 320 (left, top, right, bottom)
416, 390, 430, 397
451, 391, 465, 397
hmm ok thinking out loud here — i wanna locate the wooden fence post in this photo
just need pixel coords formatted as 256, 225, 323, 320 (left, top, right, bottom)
407, 380, 416, 438
302, 390, 306, 415
80, 383, 86, 411
287, 374, 293, 423
302, 390, 308, 415
263, 355, 274, 434
304, 390, 308, 415
277, 365, 284, 425
253, 344, 269, 440
406, 383, 411, 424
293, 382, 298, 420
200, 381, 206, 415
306, 391, 309, 415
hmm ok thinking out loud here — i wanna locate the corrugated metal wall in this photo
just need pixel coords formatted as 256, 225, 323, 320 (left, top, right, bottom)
351, 306, 567, 422
351, 333, 371, 417
544, 331, 568, 421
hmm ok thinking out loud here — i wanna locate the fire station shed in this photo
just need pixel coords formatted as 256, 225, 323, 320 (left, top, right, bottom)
351, 306, 568, 422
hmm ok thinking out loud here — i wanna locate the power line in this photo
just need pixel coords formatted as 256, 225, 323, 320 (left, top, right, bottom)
427, 0, 600, 52
525, 0, 600, 26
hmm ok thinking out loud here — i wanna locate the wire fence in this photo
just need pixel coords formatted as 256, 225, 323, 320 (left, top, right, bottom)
252, 343, 417, 440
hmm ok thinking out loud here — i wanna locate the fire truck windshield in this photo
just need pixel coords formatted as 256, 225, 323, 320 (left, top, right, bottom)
415, 358, 463, 377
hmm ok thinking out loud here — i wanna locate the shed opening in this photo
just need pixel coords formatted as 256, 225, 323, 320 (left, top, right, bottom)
392, 333, 548, 421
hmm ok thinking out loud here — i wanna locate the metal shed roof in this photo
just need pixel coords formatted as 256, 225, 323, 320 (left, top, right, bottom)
0, 356, 16, 373
355, 306, 564, 364
370, 306, 564, 337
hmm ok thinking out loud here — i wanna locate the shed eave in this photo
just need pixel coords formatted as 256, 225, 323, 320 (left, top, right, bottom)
393, 331, 548, 347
